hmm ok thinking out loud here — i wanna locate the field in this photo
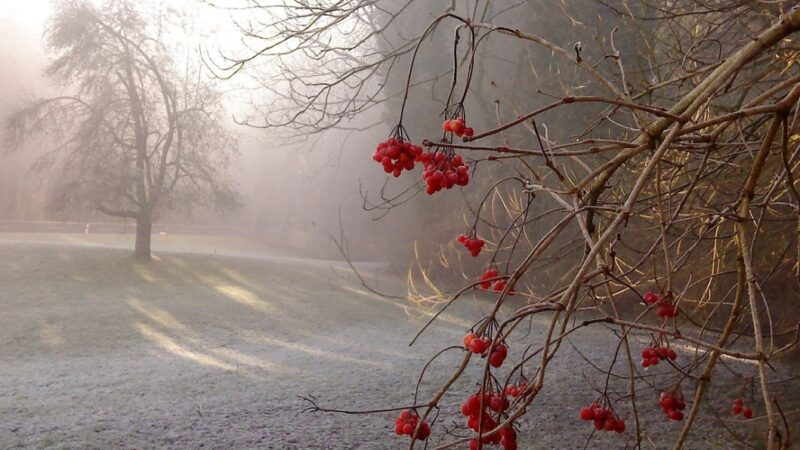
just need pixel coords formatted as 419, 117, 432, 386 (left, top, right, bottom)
0, 234, 790, 449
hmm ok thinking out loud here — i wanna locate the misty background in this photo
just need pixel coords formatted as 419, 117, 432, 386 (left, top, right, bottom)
0, 0, 625, 265
1, 1, 799, 449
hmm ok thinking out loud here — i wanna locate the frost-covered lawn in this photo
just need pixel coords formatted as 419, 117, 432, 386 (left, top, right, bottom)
0, 234, 476, 449
0, 234, 788, 449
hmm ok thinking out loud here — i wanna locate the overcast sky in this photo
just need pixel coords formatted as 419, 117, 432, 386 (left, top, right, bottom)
0, 0, 52, 29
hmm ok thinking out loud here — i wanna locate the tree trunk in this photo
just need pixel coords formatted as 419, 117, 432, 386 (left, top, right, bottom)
134, 214, 152, 260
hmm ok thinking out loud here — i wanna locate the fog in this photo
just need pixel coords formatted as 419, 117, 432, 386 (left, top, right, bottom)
1, 0, 605, 268
0, 0, 418, 263
1, 1, 798, 449
0, 0, 625, 265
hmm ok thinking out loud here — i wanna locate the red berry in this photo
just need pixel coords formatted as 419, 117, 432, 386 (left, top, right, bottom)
451, 118, 465, 136
416, 422, 431, 440
502, 439, 517, 450
615, 420, 626, 433
489, 351, 506, 368
489, 394, 509, 412
580, 407, 594, 421
643, 292, 661, 304
482, 415, 497, 432
743, 407, 753, 419
469, 338, 488, 354
668, 409, 684, 421
732, 404, 743, 415
463, 333, 475, 348
500, 427, 516, 441
466, 394, 482, 413
446, 170, 458, 186
464, 127, 474, 138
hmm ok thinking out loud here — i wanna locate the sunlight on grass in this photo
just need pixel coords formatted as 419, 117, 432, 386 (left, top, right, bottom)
127, 299, 188, 333
129, 299, 293, 376
250, 334, 390, 369
132, 263, 157, 283
216, 267, 267, 293
208, 346, 298, 376
38, 323, 64, 348
136, 322, 237, 371
69, 273, 89, 282
213, 284, 275, 314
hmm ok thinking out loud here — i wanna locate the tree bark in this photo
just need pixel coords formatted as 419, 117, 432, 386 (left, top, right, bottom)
134, 214, 152, 260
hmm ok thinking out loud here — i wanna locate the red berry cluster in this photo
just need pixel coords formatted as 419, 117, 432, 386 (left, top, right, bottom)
467, 428, 517, 450
478, 268, 500, 289
464, 333, 490, 354
457, 234, 485, 257
489, 393, 510, 413
732, 398, 753, 418
373, 138, 423, 177
504, 382, 527, 398
579, 403, 626, 433
461, 394, 518, 450
477, 269, 514, 294
417, 151, 469, 194
463, 334, 508, 367
640, 346, 677, 368
643, 292, 679, 318
393, 410, 431, 440
491, 279, 508, 293
442, 117, 474, 138
659, 392, 686, 421
461, 394, 497, 434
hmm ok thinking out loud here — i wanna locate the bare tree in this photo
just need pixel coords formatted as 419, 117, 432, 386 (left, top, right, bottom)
4, 0, 239, 259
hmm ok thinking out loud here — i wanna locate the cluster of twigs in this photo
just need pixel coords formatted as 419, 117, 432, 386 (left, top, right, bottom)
297, 3, 800, 449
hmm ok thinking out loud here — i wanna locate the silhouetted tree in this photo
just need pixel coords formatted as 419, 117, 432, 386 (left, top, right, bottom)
4, 0, 239, 259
